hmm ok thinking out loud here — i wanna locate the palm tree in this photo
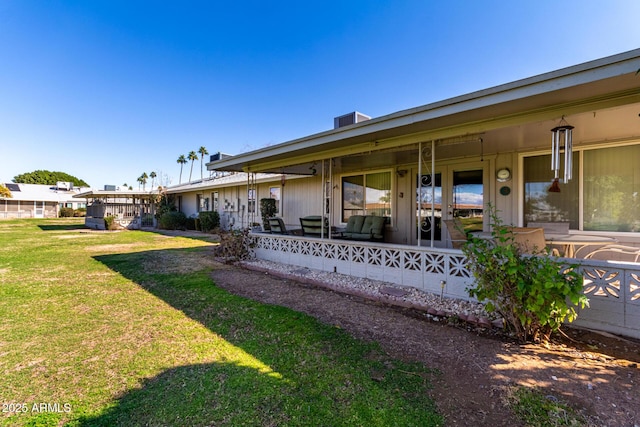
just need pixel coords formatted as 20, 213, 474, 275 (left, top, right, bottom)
188, 151, 198, 182
141, 172, 148, 191
177, 155, 187, 184
198, 146, 209, 180
136, 175, 143, 190
150, 171, 157, 189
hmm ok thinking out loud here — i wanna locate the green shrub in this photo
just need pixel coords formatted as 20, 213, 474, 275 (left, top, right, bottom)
260, 198, 277, 231
104, 215, 119, 231
73, 208, 86, 217
185, 217, 197, 230
59, 207, 74, 217
155, 193, 176, 219
159, 211, 187, 230
199, 211, 220, 232
462, 206, 589, 342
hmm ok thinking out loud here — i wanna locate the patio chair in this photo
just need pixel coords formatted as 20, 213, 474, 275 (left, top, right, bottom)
299, 216, 329, 237
442, 219, 467, 249
583, 244, 640, 263
505, 227, 559, 255
268, 217, 288, 234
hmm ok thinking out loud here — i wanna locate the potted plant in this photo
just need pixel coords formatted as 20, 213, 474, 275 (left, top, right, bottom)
260, 198, 277, 231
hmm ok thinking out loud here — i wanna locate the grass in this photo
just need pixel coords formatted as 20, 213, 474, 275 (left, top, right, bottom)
0, 218, 443, 426
506, 386, 586, 426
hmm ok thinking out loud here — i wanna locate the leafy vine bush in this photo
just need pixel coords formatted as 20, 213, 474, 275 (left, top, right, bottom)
462, 207, 588, 342
198, 211, 220, 232
159, 211, 187, 230
215, 228, 254, 263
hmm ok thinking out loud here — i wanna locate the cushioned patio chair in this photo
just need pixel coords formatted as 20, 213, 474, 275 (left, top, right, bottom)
341, 215, 385, 242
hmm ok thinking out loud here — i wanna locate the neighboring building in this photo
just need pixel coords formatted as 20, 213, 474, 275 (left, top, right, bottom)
165, 172, 299, 230
73, 189, 159, 230
0, 182, 89, 219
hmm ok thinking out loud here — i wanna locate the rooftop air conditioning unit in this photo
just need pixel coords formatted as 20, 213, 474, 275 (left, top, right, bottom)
334, 111, 371, 129
210, 152, 232, 162
56, 181, 73, 191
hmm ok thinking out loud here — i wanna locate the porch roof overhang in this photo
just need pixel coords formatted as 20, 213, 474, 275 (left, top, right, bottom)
207, 49, 640, 174
73, 190, 159, 200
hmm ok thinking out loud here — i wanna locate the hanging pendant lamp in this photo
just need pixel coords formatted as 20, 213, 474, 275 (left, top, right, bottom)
549, 117, 574, 192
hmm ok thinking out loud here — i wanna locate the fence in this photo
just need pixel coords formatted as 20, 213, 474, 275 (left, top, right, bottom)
251, 233, 640, 339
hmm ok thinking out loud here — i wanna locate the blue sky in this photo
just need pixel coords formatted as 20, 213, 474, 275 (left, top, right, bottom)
1, 1, 639, 188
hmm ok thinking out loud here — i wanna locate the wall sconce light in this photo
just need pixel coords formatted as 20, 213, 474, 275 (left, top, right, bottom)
309, 162, 317, 176
396, 168, 408, 177
549, 116, 574, 193
281, 174, 286, 187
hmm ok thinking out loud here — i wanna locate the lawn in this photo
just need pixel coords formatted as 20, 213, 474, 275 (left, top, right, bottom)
0, 218, 442, 426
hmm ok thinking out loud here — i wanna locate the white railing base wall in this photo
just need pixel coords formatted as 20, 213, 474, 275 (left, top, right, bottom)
252, 234, 640, 340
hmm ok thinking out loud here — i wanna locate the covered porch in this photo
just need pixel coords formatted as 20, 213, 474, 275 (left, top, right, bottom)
74, 189, 158, 230
207, 49, 640, 338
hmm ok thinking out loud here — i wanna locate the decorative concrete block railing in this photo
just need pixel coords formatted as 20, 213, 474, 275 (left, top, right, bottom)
251, 233, 640, 340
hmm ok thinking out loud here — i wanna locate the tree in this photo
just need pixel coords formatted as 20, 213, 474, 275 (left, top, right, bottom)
13, 170, 89, 187
141, 172, 148, 191
0, 184, 12, 198
188, 151, 198, 182
150, 171, 157, 189
177, 155, 187, 184
198, 146, 209, 180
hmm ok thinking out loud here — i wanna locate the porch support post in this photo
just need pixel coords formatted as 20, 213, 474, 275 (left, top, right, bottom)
247, 172, 256, 227
418, 142, 422, 247
321, 159, 325, 239
431, 140, 435, 248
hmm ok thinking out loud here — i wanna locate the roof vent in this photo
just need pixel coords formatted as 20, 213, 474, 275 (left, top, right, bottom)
334, 111, 371, 129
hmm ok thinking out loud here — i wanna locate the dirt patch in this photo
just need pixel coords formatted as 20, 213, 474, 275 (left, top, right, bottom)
210, 263, 640, 426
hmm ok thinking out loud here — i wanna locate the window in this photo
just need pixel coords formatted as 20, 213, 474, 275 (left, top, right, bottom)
212, 192, 219, 211
342, 171, 391, 222
197, 195, 209, 212
269, 187, 281, 213
523, 153, 579, 229
523, 143, 640, 232
583, 145, 640, 232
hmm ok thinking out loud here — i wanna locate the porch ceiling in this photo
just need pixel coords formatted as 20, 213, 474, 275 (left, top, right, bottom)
208, 49, 640, 174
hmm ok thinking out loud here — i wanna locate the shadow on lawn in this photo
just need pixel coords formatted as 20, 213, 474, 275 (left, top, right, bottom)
38, 223, 87, 231
76, 362, 290, 426
83, 248, 442, 426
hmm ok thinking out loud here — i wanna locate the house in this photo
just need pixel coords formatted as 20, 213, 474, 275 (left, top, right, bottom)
173, 49, 640, 338
165, 172, 300, 230
0, 182, 89, 219
73, 188, 159, 230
